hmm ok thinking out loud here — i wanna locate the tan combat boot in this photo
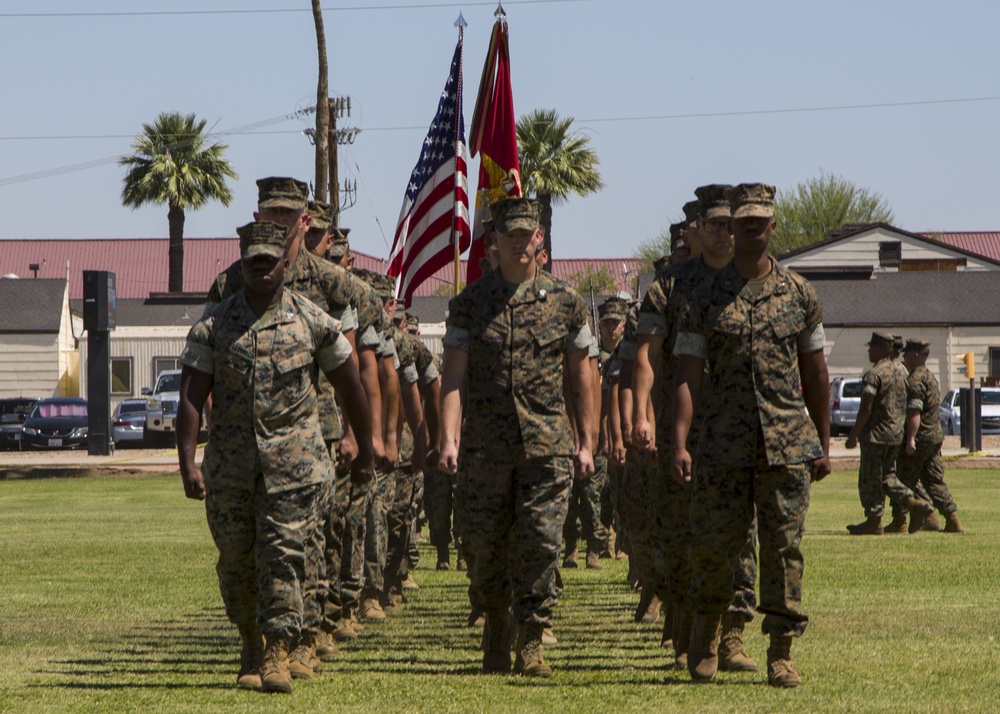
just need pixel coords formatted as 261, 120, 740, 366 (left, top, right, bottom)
883, 513, 908, 533
236, 626, 264, 689
846, 516, 883, 535
287, 634, 321, 680
905, 496, 934, 532
359, 592, 387, 621
467, 607, 486, 628
660, 601, 674, 649
332, 617, 358, 642
541, 626, 558, 645
767, 634, 802, 688
921, 511, 943, 531
513, 623, 552, 678
687, 612, 723, 681
436, 544, 451, 570
481, 609, 514, 674
562, 539, 579, 568
585, 550, 603, 570
316, 629, 341, 658
260, 636, 293, 694
718, 612, 758, 672
633, 585, 657, 624
944, 512, 965, 533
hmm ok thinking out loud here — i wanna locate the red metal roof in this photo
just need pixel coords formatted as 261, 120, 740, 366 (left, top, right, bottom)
0, 238, 240, 299
0, 238, 644, 300
923, 232, 1000, 263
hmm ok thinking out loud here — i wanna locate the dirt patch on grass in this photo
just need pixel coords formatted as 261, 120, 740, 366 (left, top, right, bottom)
0, 465, 176, 480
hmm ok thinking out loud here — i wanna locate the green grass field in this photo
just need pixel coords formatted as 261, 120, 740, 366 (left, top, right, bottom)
1, 467, 998, 713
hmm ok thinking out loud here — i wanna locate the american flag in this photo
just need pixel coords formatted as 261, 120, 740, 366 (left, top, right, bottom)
388, 40, 470, 307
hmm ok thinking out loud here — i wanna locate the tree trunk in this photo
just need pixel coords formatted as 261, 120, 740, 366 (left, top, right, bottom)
167, 201, 185, 293
539, 193, 554, 272
313, 0, 329, 202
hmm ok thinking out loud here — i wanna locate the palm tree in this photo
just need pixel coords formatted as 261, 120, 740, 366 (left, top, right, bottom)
120, 112, 237, 293
516, 108, 604, 271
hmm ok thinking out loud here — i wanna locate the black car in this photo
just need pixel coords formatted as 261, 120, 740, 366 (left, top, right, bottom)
21, 397, 89, 450
0, 397, 38, 450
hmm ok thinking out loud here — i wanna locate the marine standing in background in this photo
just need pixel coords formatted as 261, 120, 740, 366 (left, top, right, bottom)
898, 339, 964, 533
845, 332, 934, 535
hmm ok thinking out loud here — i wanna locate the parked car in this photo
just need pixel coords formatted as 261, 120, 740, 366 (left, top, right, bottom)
0, 397, 38, 450
830, 377, 863, 435
143, 369, 181, 448
939, 388, 1000, 435
112, 399, 148, 447
21, 397, 89, 450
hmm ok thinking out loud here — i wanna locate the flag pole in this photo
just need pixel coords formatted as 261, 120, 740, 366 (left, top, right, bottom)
453, 13, 467, 296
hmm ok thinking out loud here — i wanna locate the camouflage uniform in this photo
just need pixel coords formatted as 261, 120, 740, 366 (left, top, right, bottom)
857, 357, 916, 518
564, 335, 610, 557
444, 269, 590, 626
676, 259, 823, 637
616, 304, 658, 583
897, 362, 958, 515
638, 256, 757, 620
599, 345, 626, 552
180, 288, 352, 639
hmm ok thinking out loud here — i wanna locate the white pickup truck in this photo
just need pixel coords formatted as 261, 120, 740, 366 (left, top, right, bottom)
142, 369, 181, 448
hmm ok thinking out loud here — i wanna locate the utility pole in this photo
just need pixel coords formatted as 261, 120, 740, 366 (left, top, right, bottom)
312, 0, 329, 202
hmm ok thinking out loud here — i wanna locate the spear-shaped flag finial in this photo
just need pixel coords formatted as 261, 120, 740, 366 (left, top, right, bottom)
455, 11, 467, 28
494, 2, 506, 20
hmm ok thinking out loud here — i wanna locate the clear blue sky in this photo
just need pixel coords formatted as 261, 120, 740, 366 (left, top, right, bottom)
3, 0, 1000, 263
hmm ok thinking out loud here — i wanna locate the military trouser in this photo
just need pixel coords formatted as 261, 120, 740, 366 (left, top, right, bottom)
859, 441, 917, 518
424, 468, 455, 549
564, 456, 609, 553
301, 478, 335, 638
385, 466, 418, 595
606, 457, 628, 555
320, 464, 353, 630
459, 451, 572, 626
363, 468, 396, 595
618, 448, 657, 583
895, 440, 957, 516
338, 468, 374, 615
407, 470, 424, 570
688, 452, 810, 638
206, 475, 322, 640
650, 456, 758, 622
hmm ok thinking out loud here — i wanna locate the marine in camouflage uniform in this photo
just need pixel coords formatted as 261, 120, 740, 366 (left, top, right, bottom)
634, 184, 757, 670
898, 339, 964, 532
846, 332, 934, 535
439, 197, 595, 677
672, 183, 831, 687
176, 221, 373, 693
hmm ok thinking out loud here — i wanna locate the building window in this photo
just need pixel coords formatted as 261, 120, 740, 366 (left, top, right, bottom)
153, 357, 178, 380
879, 241, 902, 267
990, 347, 1000, 377
111, 357, 133, 395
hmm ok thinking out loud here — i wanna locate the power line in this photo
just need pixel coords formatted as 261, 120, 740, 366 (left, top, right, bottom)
3, 93, 999, 143
0, 0, 583, 18
2, 92, 998, 187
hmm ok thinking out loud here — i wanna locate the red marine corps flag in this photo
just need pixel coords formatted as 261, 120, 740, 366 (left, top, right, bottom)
388, 28, 471, 307
466, 10, 521, 284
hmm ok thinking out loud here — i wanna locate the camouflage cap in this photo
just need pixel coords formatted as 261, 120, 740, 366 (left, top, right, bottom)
328, 226, 351, 258
669, 222, 687, 250
392, 303, 407, 324
491, 197, 540, 234
599, 296, 628, 322
257, 176, 308, 210
695, 184, 733, 220
406, 313, 420, 331
903, 338, 930, 353
726, 182, 776, 219
307, 200, 333, 232
352, 268, 394, 300
866, 331, 894, 347
890, 333, 904, 351
237, 221, 287, 260
682, 200, 700, 224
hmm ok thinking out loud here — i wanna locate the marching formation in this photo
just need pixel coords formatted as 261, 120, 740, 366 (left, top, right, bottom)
174, 175, 959, 695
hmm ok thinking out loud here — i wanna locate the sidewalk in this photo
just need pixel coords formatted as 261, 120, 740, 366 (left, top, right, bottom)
0, 446, 198, 470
